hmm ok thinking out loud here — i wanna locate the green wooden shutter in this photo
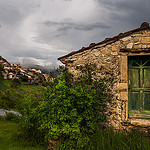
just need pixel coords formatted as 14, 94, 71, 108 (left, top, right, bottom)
128, 56, 150, 119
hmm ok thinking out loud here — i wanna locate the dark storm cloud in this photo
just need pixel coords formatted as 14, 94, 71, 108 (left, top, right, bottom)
75, 22, 110, 31
114, 0, 150, 24
0, 4, 21, 25
43, 20, 110, 31
0, 0, 40, 26
96, 0, 150, 27
36, 19, 110, 50
1, 0, 150, 69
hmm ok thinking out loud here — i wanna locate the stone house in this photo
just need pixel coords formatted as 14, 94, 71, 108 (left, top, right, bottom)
58, 22, 150, 129
8, 72, 15, 80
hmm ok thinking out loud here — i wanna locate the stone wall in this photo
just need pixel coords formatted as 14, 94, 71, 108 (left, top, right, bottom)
59, 29, 150, 129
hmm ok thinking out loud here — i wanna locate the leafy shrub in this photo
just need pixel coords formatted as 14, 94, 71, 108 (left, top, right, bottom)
20, 65, 113, 149
42, 81, 51, 87
20, 75, 28, 82
10, 78, 21, 88
0, 89, 14, 109
0, 87, 23, 110
5, 112, 21, 123
16, 94, 44, 114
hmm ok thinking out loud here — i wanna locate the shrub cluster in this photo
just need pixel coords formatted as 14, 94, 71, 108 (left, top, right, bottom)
10, 79, 21, 88
20, 75, 28, 82
5, 112, 21, 123
19, 65, 113, 149
0, 89, 22, 110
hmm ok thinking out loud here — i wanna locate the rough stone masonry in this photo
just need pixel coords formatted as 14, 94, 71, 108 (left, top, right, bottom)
58, 22, 150, 130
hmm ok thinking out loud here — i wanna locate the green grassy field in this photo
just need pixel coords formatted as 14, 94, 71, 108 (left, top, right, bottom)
0, 117, 46, 150
0, 80, 46, 149
1, 118, 149, 150
0, 79, 45, 112
1, 79, 45, 97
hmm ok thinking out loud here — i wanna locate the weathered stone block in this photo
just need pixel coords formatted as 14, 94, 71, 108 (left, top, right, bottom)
141, 37, 150, 43
127, 43, 133, 49
112, 45, 118, 52
133, 44, 141, 49
141, 45, 147, 48
142, 31, 150, 36
131, 119, 150, 126
133, 37, 140, 42
121, 36, 131, 42
101, 49, 110, 54
94, 52, 100, 57
120, 92, 128, 100
121, 56, 127, 82
117, 83, 128, 90
132, 33, 142, 36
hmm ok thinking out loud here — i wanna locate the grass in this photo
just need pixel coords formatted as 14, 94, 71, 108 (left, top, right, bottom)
0, 80, 47, 149
1, 79, 150, 150
83, 128, 150, 150
0, 117, 46, 150
1, 79, 45, 97
1, 117, 150, 150
0, 79, 45, 112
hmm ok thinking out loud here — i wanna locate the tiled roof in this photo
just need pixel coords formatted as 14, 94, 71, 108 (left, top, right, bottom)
58, 22, 150, 60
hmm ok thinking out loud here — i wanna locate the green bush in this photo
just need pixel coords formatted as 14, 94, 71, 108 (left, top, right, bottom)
0, 88, 23, 110
42, 81, 51, 87
5, 112, 21, 123
16, 95, 44, 114
20, 65, 113, 149
0, 89, 15, 109
20, 75, 28, 82
10, 78, 21, 88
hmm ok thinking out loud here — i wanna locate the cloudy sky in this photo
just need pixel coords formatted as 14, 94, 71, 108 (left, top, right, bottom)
0, 0, 150, 69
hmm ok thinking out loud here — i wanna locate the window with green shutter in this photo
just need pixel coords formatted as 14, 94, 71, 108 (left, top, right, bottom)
128, 55, 150, 119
